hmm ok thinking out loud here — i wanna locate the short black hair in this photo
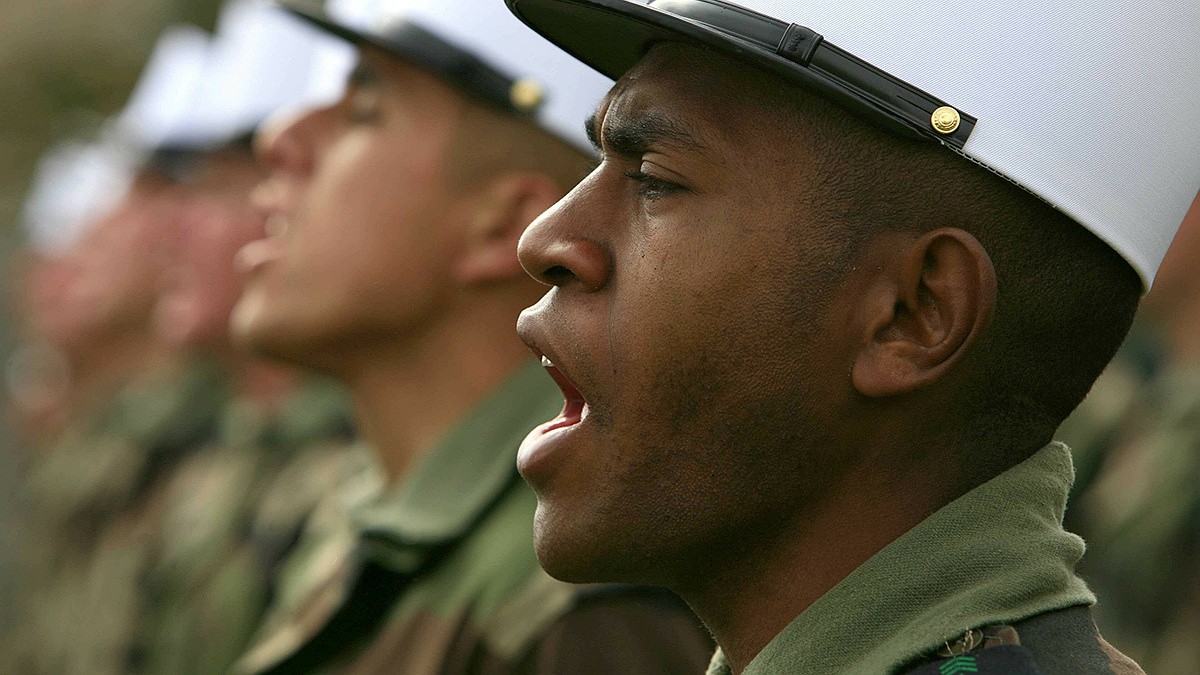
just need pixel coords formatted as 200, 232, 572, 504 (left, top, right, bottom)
732, 54, 1142, 460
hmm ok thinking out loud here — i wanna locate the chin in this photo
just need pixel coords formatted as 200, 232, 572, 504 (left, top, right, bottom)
531, 504, 673, 587
230, 298, 299, 362
233, 311, 351, 378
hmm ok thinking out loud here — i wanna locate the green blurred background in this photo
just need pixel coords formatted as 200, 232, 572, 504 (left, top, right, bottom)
0, 0, 225, 632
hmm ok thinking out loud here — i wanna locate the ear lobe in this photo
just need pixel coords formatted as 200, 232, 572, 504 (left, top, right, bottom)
851, 228, 996, 398
453, 172, 564, 285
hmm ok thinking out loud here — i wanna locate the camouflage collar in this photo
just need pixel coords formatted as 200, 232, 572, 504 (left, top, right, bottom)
351, 360, 562, 572
707, 443, 1095, 675
101, 357, 227, 452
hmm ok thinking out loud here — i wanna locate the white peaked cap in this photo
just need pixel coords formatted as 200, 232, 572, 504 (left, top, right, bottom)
160, 0, 356, 150
506, 0, 1200, 289
113, 25, 211, 151
323, 0, 378, 30
21, 141, 138, 254
279, 0, 613, 153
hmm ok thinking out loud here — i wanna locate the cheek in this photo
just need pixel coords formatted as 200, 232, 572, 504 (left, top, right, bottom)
612, 226, 776, 384
601, 205, 834, 455
303, 135, 443, 256
280, 162, 454, 325
186, 229, 231, 280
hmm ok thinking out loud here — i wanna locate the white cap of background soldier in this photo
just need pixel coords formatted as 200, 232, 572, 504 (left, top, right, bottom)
153, 0, 357, 351
228, 0, 719, 673
230, 0, 615, 371
502, 1, 1200, 674
272, 0, 608, 152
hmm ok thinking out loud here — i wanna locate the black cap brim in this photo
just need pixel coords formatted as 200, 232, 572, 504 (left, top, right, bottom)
276, 0, 532, 116
505, 0, 975, 146
277, 0, 369, 47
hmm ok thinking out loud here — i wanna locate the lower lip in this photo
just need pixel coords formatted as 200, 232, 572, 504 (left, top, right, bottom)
237, 238, 285, 276
516, 400, 588, 482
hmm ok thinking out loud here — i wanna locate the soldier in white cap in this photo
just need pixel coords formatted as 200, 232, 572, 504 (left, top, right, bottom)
503, 0, 1200, 673
7, 5, 370, 673
229, 0, 713, 672
3, 26, 212, 674
6, 136, 172, 450
123, 3, 376, 673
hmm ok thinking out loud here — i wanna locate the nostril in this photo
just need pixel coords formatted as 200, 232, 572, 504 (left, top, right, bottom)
542, 265, 576, 286
519, 234, 610, 292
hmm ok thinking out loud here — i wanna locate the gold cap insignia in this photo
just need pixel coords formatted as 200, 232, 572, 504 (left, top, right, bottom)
509, 78, 545, 113
931, 106, 961, 135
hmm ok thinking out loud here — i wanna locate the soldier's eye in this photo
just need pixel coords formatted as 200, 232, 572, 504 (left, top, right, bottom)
623, 169, 685, 200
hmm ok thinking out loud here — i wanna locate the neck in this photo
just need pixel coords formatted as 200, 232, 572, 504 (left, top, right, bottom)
339, 298, 536, 485
681, 440, 953, 674
216, 346, 300, 411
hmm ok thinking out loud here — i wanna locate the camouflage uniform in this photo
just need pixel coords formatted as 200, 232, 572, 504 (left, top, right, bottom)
1057, 328, 1200, 675
7, 363, 368, 675
9, 360, 226, 674
237, 362, 713, 675
135, 377, 368, 675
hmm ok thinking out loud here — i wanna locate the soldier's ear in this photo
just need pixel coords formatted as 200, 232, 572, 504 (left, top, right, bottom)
850, 228, 996, 397
452, 171, 564, 286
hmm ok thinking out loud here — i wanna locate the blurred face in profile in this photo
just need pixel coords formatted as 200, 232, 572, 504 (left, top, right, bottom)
38, 172, 183, 356
233, 47, 475, 370
155, 148, 267, 351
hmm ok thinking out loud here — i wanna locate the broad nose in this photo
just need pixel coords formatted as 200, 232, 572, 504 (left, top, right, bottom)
517, 181, 612, 293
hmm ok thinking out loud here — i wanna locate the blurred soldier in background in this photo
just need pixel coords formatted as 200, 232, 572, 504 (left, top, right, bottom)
229, 0, 711, 672
6, 30, 227, 668
3, 138, 177, 655
7, 136, 189, 454
1057, 191, 1200, 675
128, 4, 375, 671
6, 2, 372, 672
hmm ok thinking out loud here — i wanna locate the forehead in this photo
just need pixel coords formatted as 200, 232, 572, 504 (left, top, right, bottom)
598, 43, 789, 153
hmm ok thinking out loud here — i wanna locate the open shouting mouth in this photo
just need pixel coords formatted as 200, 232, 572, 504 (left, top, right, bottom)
539, 354, 588, 431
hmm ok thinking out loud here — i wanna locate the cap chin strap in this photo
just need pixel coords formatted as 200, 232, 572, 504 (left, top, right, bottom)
650, 0, 976, 148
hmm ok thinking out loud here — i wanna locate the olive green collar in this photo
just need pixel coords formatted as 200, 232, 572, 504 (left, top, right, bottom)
101, 357, 227, 449
216, 377, 352, 449
708, 443, 1095, 675
351, 361, 562, 571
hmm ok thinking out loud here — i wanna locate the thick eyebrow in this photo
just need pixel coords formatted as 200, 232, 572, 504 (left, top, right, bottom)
585, 112, 601, 153
585, 109, 709, 157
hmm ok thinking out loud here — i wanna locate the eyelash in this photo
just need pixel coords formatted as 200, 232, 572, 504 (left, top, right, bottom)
623, 169, 683, 199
